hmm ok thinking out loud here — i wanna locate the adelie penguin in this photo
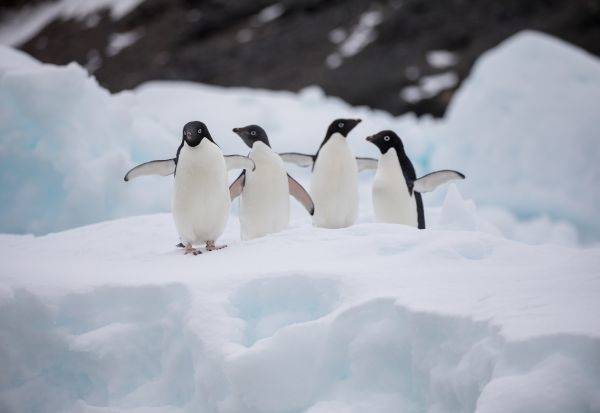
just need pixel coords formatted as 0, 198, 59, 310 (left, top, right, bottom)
124, 121, 255, 255
230, 125, 314, 240
279, 119, 376, 229
363, 130, 465, 228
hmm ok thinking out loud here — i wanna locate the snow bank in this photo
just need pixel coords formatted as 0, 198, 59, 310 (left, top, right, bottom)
429, 31, 600, 242
0, 205, 599, 412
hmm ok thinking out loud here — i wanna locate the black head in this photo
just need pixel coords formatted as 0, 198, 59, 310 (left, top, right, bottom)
232, 125, 270, 148
366, 130, 405, 155
326, 118, 362, 138
182, 121, 213, 147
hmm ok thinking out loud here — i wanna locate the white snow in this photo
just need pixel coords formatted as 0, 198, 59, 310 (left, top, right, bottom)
326, 9, 383, 69
106, 30, 144, 57
400, 71, 459, 103
426, 50, 458, 69
256, 4, 285, 24
429, 30, 600, 242
1, 30, 600, 412
0, 0, 145, 47
0, 193, 599, 412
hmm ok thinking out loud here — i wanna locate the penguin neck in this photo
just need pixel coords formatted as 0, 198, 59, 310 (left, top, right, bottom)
319, 132, 346, 152
385, 144, 416, 181
250, 140, 272, 156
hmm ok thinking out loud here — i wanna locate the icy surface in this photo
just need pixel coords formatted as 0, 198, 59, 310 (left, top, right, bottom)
0, 195, 599, 412
429, 31, 600, 242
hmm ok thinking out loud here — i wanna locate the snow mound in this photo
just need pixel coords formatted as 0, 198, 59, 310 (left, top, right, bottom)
430, 31, 600, 242
0, 213, 599, 412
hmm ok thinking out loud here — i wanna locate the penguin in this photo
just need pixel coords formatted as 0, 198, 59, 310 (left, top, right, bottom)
364, 130, 465, 228
230, 125, 314, 240
279, 118, 375, 229
124, 121, 255, 255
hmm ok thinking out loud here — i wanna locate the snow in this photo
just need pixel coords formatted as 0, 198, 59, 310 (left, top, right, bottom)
106, 30, 144, 57
426, 50, 458, 69
256, 4, 285, 24
429, 31, 600, 242
0, 199, 599, 412
1, 30, 600, 412
400, 72, 459, 103
0, 0, 145, 47
326, 10, 383, 69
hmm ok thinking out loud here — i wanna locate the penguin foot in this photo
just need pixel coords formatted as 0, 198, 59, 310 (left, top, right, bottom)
206, 241, 226, 251
183, 243, 202, 255
176, 242, 185, 248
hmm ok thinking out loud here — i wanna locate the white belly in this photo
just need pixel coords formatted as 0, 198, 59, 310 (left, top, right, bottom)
239, 142, 290, 240
372, 148, 418, 226
310, 134, 358, 228
172, 140, 230, 244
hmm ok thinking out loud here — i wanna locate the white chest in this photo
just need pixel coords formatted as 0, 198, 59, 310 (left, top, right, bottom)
310, 134, 359, 228
372, 148, 418, 226
239, 142, 290, 239
172, 140, 230, 243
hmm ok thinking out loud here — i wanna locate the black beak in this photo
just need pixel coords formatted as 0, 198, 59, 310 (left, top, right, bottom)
366, 135, 375, 143
232, 128, 240, 133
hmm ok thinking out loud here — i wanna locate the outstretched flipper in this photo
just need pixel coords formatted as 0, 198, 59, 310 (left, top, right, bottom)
288, 174, 314, 215
124, 159, 176, 182
412, 170, 465, 193
356, 157, 378, 172
225, 155, 255, 171
229, 171, 246, 201
279, 153, 315, 168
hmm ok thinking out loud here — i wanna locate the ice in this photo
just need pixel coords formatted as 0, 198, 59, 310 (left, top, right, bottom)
429, 31, 600, 242
0, 213, 599, 412
426, 50, 459, 69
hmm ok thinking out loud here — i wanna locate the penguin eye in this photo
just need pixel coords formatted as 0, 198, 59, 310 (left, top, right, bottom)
198, 129, 202, 133
250, 131, 256, 136
338, 122, 344, 128
384, 136, 390, 141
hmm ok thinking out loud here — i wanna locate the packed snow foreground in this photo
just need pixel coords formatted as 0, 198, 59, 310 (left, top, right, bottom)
1, 31, 600, 413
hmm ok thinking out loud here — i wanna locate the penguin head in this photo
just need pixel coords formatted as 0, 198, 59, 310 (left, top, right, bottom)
366, 130, 404, 154
232, 125, 270, 148
182, 121, 213, 147
326, 118, 362, 138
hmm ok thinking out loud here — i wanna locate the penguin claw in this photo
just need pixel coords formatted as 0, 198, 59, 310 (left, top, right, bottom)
183, 244, 202, 255
206, 241, 227, 251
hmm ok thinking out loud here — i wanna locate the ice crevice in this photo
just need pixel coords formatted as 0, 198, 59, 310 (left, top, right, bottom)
1, 280, 599, 413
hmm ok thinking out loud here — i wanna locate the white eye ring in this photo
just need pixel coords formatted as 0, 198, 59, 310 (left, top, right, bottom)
384, 136, 390, 141
250, 131, 256, 136
198, 129, 202, 133
338, 122, 344, 128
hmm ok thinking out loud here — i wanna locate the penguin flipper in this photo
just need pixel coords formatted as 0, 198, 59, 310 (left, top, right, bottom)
413, 170, 465, 193
124, 159, 176, 181
287, 174, 315, 215
356, 157, 378, 172
225, 155, 256, 171
279, 153, 315, 168
229, 171, 246, 201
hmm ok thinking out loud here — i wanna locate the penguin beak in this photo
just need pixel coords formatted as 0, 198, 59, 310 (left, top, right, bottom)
366, 135, 375, 143
232, 128, 240, 133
